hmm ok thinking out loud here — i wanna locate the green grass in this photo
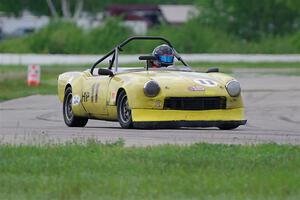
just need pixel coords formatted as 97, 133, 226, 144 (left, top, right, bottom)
0, 64, 87, 101
0, 142, 299, 199
1, 62, 300, 101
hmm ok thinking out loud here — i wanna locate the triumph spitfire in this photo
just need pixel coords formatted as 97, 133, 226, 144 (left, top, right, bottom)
57, 36, 247, 129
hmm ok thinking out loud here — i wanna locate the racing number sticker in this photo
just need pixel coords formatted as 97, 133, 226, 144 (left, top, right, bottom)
194, 79, 218, 87
82, 92, 90, 102
91, 83, 100, 103
82, 83, 100, 103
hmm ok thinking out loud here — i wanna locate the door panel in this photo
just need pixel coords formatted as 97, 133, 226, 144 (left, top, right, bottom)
81, 76, 111, 115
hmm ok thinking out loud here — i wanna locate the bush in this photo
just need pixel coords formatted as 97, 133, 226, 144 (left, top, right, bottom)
84, 18, 132, 54
0, 21, 86, 54
0, 18, 299, 54
28, 22, 85, 54
147, 20, 239, 53
0, 19, 132, 54
0, 37, 31, 53
291, 30, 300, 51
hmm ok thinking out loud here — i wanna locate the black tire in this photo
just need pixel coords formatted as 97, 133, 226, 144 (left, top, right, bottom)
63, 87, 88, 127
117, 90, 133, 129
218, 124, 239, 130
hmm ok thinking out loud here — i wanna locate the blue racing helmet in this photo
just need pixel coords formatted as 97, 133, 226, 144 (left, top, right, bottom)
152, 44, 174, 67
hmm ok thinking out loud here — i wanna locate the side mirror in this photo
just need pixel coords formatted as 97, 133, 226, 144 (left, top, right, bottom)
98, 68, 114, 76
139, 55, 157, 61
206, 67, 219, 73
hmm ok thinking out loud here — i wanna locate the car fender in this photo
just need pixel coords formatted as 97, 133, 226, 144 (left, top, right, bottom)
57, 71, 89, 117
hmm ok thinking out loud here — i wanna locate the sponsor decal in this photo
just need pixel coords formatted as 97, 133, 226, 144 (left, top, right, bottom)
72, 95, 81, 105
111, 92, 116, 99
82, 92, 90, 102
27, 65, 40, 86
188, 86, 205, 91
194, 79, 218, 87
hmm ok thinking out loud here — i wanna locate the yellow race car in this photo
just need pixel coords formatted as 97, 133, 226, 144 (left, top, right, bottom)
58, 36, 246, 129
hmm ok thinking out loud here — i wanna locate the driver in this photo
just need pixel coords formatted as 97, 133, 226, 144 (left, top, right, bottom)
151, 44, 174, 68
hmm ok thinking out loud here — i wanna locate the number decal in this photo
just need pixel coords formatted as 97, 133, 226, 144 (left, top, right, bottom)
82, 83, 100, 103
193, 79, 218, 87
91, 83, 100, 103
82, 92, 90, 102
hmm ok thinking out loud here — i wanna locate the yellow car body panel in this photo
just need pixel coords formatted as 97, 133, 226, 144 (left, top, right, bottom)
132, 108, 245, 122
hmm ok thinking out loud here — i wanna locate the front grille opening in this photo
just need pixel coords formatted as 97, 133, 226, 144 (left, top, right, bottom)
163, 97, 226, 110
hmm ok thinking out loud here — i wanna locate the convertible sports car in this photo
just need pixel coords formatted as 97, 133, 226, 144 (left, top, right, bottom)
58, 36, 247, 129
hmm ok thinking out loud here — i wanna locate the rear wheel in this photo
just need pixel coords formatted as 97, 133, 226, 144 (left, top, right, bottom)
63, 87, 88, 127
117, 90, 133, 129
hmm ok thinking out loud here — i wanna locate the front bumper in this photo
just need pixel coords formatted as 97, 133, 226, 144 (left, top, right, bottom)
131, 108, 246, 128
133, 120, 247, 129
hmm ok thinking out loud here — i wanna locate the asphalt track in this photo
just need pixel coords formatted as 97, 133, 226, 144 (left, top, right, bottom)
0, 74, 300, 146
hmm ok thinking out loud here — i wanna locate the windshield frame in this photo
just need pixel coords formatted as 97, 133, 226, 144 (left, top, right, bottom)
90, 36, 189, 75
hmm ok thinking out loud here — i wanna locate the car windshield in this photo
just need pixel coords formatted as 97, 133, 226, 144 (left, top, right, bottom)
115, 65, 193, 73
117, 54, 191, 72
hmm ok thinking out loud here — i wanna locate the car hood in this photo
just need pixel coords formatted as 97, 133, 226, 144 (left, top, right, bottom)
118, 70, 235, 97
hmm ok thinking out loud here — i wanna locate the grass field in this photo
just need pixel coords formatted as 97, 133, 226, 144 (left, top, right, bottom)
1, 62, 300, 199
1, 62, 300, 101
0, 142, 299, 199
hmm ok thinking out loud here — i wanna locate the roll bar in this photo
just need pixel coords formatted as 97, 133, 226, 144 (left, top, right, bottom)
118, 36, 173, 50
90, 36, 187, 74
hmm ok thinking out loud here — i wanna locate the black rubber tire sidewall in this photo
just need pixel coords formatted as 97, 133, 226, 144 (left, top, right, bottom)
63, 87, 88, 127
117, 90, 133, 129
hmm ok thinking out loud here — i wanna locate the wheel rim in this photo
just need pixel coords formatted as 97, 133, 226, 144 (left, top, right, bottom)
119, 94, 131, 123
65, 92, 73, 121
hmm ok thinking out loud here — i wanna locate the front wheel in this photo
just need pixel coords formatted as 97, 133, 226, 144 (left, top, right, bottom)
63, 87, 88, 127
117, 90, 133, 129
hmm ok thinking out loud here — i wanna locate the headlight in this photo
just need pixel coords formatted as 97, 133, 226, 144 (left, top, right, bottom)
144, 80, 160, 97
226, 80, 241, 97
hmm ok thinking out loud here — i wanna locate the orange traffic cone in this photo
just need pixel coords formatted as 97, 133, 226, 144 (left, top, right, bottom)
27, 65, 41, 86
